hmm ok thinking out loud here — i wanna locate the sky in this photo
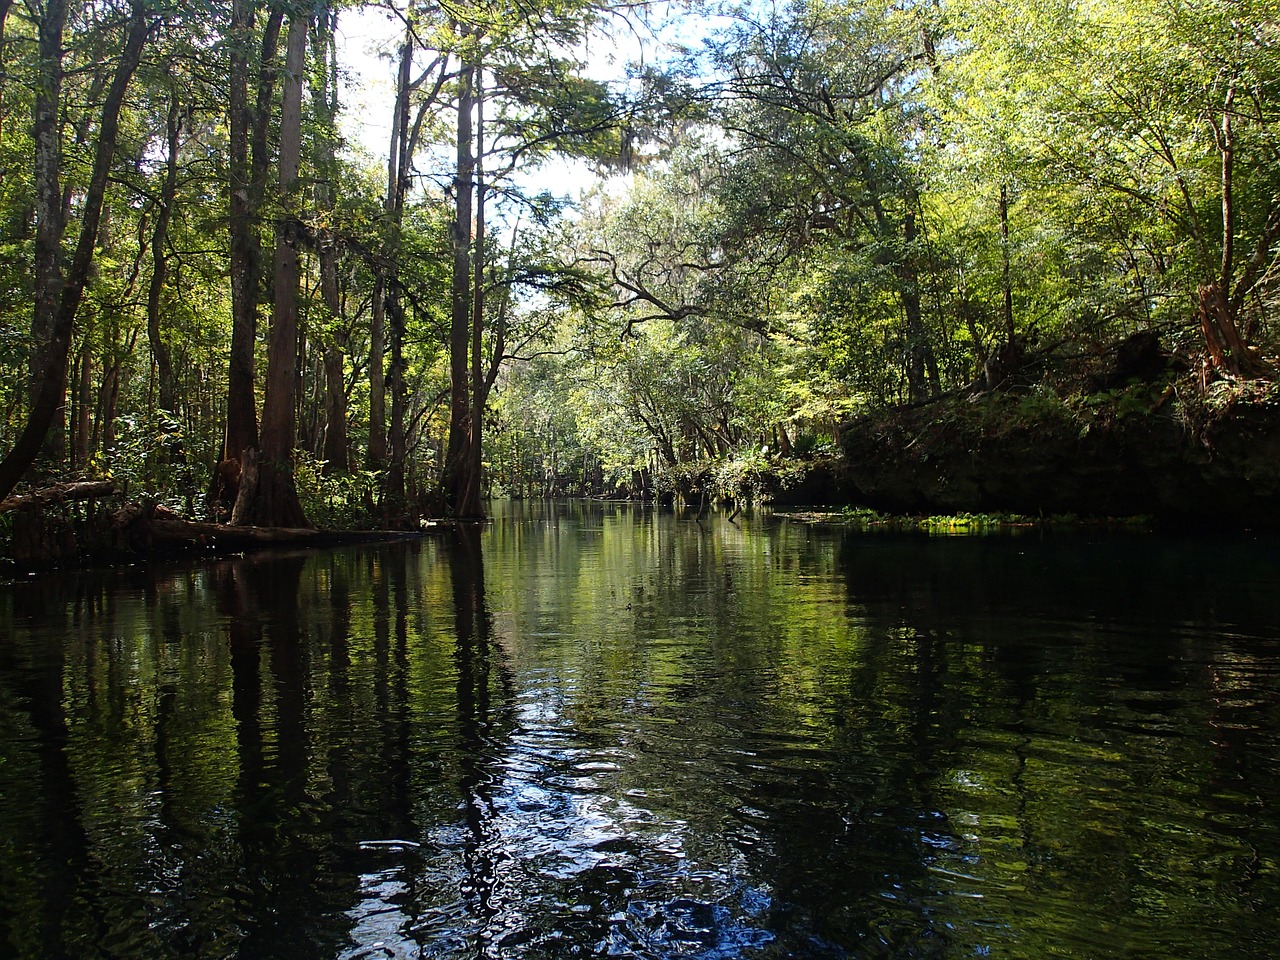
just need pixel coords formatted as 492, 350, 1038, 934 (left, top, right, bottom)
334, 5, 404, 166
331, 4, 660, 203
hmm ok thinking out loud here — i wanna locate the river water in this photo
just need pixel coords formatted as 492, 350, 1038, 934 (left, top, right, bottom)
1, 501, 1278, 959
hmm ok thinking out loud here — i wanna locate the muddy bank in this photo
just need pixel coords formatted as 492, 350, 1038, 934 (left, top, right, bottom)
829, 377, 1280, 528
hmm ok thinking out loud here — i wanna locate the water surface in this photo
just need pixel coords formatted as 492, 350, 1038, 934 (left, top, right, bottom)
2, 502, 1278, 958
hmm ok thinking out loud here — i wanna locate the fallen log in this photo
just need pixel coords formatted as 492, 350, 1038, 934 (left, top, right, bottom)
0, 479, 116, 514
3, 495, 430, 570
117, 509, 427, 559
149, 516, 398, 549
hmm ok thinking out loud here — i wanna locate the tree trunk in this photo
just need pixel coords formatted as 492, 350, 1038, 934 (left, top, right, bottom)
999, 183, 1014, 346
0, 0, 151, 504
441, 45, 479, 518
148, 96, 183, 415
898, 212, 935, 402
233, 11, 310, 528
219, 0, 262, 510
383, 31, 414, 506
386, 290, 408, 505
1198, 281, 1272, 380
217, 2, 283, 513
28, 0, 68, 467
464, 64, 487, 516
73, 346, 91, 469
368, 276, 388, 467
0, 0, 14, 68
366, 34, 415, 477
312, 8, 349, 476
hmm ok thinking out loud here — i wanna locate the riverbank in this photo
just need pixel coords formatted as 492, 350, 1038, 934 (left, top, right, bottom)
0, 487, 430, 574
824, 366, 1280, 530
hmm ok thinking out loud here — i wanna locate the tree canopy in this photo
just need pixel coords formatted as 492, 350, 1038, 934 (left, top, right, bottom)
0, 0, 1275, 526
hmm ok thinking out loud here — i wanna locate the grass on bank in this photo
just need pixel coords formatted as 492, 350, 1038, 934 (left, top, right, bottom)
777, 506, 1155, 534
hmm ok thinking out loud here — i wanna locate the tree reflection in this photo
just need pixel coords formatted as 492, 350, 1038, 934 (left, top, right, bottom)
214, 553, 358, 959
4, 520, 1280, 959
0, 575, 101, 957
447, 522, 518, 955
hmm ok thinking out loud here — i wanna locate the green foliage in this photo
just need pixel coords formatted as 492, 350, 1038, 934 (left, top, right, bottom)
707, 447, 807, 503
830, 505, 1154, 533
100, 411, 210, 517
1, 0, 1275, 523
293, 452, 385, 530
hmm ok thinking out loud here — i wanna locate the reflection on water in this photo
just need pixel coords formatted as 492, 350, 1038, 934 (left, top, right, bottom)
2, 501, 1279, 959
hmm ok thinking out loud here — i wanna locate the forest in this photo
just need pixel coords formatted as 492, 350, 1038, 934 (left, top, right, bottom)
0, 0, 1277, 551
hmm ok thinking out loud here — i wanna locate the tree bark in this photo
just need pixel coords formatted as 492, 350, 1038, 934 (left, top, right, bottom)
999, 183, 1014, 345
442, 43, 481, 518
72, 346, 91, 469
220, 0, 262, 509
383, 30, 414, 505
0, 0, 152, 503
148, 95, 184, 415
313, 8, 349, 475
464, 64, 487, 516
1198, 281, 1272, 380
0, 0, 13, 63
233, 11, 311, 528
366, 34, 413, 476
217, 1, 283, 513
0, 479, 114, 514
898, 211, 936, 402
367, 275, 388, 465
1219, 81, 1235, 295
28, 0, 68, 466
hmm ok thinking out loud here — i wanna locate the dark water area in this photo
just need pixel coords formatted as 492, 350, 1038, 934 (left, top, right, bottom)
2, 501, 1279, 959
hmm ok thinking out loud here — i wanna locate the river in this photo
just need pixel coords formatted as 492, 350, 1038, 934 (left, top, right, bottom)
1, 501, 1278, 959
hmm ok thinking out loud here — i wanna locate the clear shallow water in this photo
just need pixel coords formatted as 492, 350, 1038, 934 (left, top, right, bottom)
1, 501, 1278, 959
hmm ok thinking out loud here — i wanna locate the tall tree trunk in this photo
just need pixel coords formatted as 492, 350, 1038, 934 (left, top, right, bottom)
0, 0, 151, 503
97, 332, 123, 452
0, 0, 14, 66
148, 96, 183, 415
465, 65, 487, 515
28, 0, 68, 467
383, 30, 414, 505
442, 44, 480, 518
367, 33, 414, 476
217, 1, 283, 513
73, 345, 91, 469
313, 8, 348, 475
320, 337, 348, 473
999, 183, 1014, 346
1197, 80, 1279, 380
219, 0, 261, 510
233, 11, 310, 528
898, 211, 935, 402
367, 277, 388, 467
1218, 81, 1235, 297
386, 288, 407, 504
1198, 281, 1272, 380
